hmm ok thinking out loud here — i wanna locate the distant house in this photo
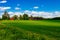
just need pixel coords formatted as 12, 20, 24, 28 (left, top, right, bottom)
29, 17, 43, 20
10, 17, 14, 20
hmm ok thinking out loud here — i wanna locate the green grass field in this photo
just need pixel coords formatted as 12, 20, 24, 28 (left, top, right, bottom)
0, 20, 60, 40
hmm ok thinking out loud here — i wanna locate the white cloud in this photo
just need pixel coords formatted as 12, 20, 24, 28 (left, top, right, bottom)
8, 12, 14, 15
0, 12, 4, 18
0, 10, 60, 18
34, 6, 39, 9
23, 10, 56, 18
54, 11, 60, 17
15, 7, 20, 10
3, 7, 11, 9
8, 12, 14, 17
0, 7, 11, 11
8, 12, 23, 17
9, 11, 60, 18
24, 10, 31, 14
38, 12, 52, 18
0, 0, 7, 3
14, 12, 22, 15
31, 11, 38, 17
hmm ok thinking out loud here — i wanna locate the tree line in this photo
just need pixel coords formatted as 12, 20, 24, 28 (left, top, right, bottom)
1, 11, 30, 20
0, 11, 60, 20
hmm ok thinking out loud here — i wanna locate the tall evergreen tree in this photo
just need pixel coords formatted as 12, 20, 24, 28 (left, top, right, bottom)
2, 11, 10, 20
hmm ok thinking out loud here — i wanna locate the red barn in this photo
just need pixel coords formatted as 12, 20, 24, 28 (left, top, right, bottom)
10, 17, 14, 20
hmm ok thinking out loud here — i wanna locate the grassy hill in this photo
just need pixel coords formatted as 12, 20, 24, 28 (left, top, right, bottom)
0, 20, 60, 40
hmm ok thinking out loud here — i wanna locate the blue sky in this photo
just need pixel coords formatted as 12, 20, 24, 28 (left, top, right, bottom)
0, 0, 60, 18
0, 0, 60, 11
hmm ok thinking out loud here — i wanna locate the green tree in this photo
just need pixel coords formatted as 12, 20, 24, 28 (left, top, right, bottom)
19, 15, 23, 20
2, 11, 10, 20
13, 15, 18, 20
23, 14, 29, 20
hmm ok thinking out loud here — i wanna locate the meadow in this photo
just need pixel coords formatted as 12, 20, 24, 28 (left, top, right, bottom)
0, 20, 60, 40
